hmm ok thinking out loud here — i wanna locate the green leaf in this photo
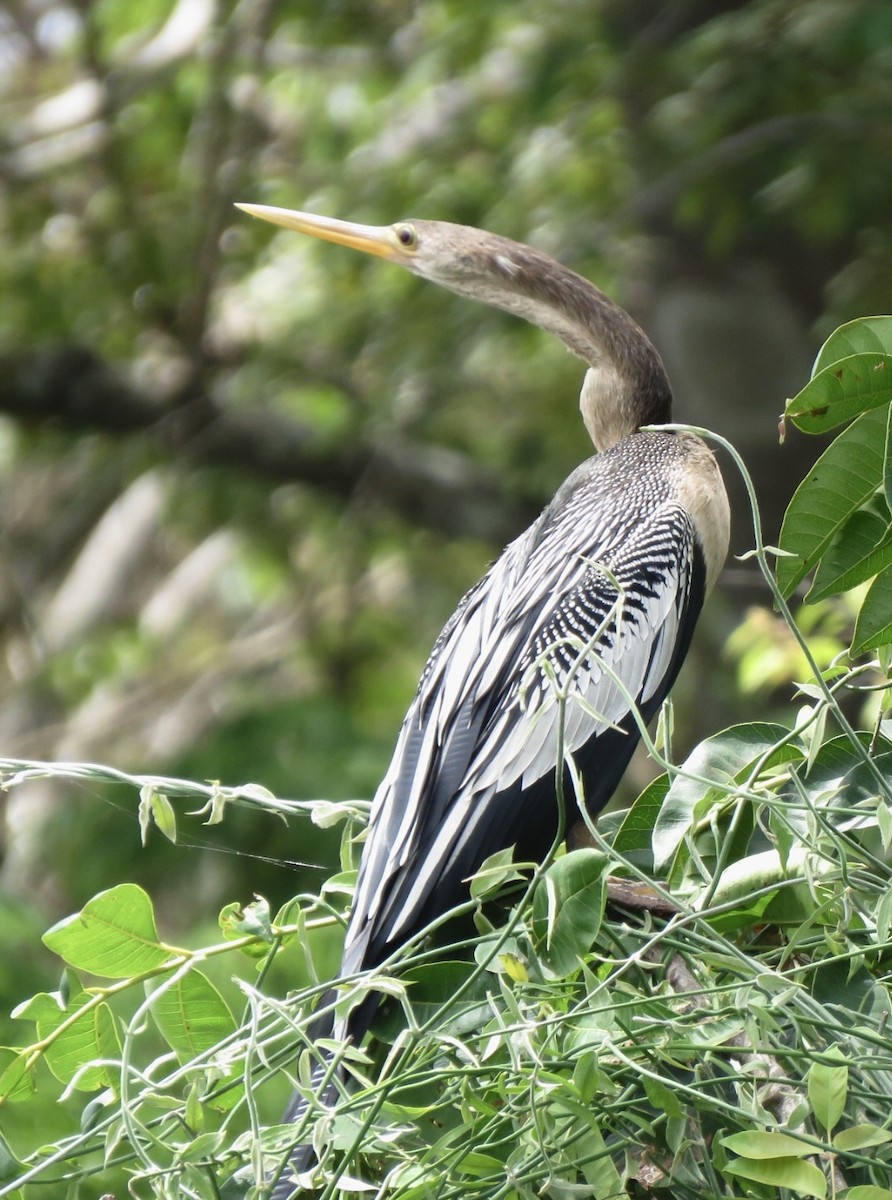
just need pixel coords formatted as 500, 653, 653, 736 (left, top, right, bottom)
725, 1155, 826, 1198
833, 1123, 892, 1152
151, 791, 177, 843
469, 845, 525, 900
0, 1129, 23, 1181
812, 316, 892, 373
652, 723, 797, 870
777, 405, 889, 598
852, 570, 892, 653
844, 1188, 892, 1200
148, 969, 235, 1063
808, 1047, 848, 1133
573, 1116, 625, 1195
14, 975, 119, 1090
643, 1074, 684, 1119
531, 849, 607, 978
807, 493, 892, 602
722, 1130, 814, 1158
139, 785, 177, 845
877, 886, 892, 947
43, 883, 173, 978
613, 773, 668, 856
375, 961, 486, 1040
0, 1048, 37, 1102
785, 353, 892, 433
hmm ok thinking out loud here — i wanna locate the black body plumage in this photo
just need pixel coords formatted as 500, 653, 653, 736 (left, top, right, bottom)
343, 431, 705, 985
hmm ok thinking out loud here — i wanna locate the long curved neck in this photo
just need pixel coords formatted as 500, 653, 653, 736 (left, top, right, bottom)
451, 239, 673, 452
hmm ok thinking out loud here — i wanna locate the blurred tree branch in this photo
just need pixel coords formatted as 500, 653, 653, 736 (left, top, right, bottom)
0, 344, 535, 543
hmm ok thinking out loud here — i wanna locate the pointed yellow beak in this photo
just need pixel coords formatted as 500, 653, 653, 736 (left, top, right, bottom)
235, 203, 403, 262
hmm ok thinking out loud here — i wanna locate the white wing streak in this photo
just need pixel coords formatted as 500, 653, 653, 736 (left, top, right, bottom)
343, 446, 700, 972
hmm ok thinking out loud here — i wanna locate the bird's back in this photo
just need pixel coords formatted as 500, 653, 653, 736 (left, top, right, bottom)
340, 430, 720, 1004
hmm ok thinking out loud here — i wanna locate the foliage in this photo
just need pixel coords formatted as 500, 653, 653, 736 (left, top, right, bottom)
0, 317, 891, 1197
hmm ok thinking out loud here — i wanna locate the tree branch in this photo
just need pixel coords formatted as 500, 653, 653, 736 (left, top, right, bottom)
0, 345, 537, 544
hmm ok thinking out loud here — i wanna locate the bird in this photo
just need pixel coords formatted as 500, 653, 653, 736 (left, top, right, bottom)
236, 202, 730, 1195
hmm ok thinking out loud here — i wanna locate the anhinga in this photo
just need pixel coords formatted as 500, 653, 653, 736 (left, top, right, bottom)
237, 203, 730, 1195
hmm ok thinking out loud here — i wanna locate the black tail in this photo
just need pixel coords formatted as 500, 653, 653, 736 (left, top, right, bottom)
268, 1050, 337, 1199
254, 991, 382, 1197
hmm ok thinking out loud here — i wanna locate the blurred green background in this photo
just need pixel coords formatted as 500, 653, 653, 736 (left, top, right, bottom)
0, 0, 890, 1166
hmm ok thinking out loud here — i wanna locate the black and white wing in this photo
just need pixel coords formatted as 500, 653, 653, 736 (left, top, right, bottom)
341, 442, 707, 985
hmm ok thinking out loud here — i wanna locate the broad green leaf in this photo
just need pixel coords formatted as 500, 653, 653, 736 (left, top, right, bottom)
812, 316, 892, 374
700, 847, 811, 921
725, 1155, 826, 1198
43, 883, 172, 977
455, 1149, 505, 1176
571, 1050, 601, 1103
845, 1188, 892, 1200
777, 405, 888, 598
148, 969, 235, 1063
808, 1048, 847, 1133
852, 570, 892, 653
797, 734, 892, 825
375, 961, 486, 1040
14, 976, 119, 1090
833, 1124, 892, 1152
531, 849, 607, 978
722, 1130, 814, 1158
612, 773, 668, 856
573, 1117, 625, 1195
785, 353, 892, 433
807, 493, 892, 602
652, 723, 797, 870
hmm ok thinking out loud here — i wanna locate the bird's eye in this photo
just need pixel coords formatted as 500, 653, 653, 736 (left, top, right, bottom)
394, 223, 418, 250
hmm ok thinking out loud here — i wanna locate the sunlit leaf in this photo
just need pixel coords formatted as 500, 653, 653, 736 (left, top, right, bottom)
785, 353, 892, 433
722, 1130, 814, 1158
812, 316, 892, 373
777, 406, 889, 598
725, 1155, 826, 1198
42, 884, 172, 977
148, 969, 235, 1063
808, 1047, 848, 1133
833, 1123, 892, 1151
13, 975, 119, 1090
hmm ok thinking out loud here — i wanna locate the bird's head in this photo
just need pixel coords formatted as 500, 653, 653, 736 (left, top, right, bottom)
236, 202, 672, 439
235, 203, 553, 305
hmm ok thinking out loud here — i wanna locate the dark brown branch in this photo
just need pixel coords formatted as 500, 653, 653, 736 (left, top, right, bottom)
0, 345, 537, 543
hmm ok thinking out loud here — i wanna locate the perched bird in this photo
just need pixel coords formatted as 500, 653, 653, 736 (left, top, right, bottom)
237, 203, 730, 1194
